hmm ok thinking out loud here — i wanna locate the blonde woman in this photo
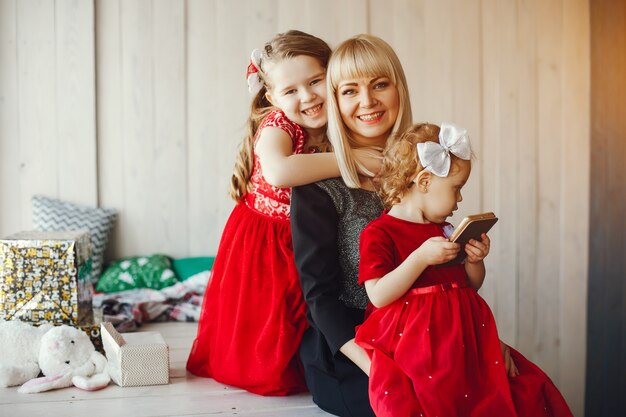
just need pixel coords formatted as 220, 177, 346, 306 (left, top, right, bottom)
290, 34, 412, 416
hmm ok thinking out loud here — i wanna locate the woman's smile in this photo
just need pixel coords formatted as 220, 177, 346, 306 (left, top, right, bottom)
356, 111, 385, 123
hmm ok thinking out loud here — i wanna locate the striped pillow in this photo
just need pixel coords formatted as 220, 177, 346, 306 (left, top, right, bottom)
32, 195, 117, 284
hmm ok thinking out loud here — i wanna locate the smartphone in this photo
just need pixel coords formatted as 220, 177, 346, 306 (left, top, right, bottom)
440, 212, 498, 267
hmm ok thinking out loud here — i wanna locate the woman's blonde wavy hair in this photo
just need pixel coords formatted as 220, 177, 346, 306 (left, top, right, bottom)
376, 123, 471, 209
326, 34, 413, 188
229, 30, 332, 202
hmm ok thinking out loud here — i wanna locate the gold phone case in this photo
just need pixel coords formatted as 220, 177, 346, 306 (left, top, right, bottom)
441, 212, 498, 266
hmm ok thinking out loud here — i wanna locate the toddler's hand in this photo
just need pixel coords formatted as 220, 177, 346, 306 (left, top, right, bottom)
354, 147, 383, 177
500, 340, 520, 378
465, 233, 490, 263
417, 237, 460, 265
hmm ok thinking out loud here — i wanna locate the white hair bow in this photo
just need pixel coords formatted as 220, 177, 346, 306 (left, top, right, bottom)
416, 122, 472, 177
246, 49, 264, 95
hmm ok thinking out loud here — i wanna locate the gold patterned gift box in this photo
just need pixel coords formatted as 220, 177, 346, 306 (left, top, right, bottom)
0, 230, 94, 325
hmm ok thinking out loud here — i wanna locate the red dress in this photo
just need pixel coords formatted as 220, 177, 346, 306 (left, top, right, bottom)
186, 110, 308, 396
355, 214, 573, 417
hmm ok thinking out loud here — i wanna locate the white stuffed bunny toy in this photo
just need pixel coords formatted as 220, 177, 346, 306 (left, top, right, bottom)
0, 320, 110, 393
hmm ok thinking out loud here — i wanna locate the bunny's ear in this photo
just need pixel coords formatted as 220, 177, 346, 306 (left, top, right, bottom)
18, 373, 73, 394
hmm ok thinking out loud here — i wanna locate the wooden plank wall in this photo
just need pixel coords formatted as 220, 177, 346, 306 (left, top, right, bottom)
0, 0, 97, 232
0, 1, 589, 414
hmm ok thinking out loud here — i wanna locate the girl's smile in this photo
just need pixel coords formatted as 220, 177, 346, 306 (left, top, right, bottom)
302, 103, 323, 117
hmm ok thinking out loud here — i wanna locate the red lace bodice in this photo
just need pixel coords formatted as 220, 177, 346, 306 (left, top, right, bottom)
245, 110, 307, 221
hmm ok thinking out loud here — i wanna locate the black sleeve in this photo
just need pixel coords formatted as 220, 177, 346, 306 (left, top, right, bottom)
291, 183, 359, 355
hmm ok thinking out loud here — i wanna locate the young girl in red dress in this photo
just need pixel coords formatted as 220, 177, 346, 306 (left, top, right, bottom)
355, 123, 573, 416
186, 30, 378, 396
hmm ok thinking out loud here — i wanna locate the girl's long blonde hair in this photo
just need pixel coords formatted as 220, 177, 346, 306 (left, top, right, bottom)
326, 34, 413, 189
229, 30, 332, 202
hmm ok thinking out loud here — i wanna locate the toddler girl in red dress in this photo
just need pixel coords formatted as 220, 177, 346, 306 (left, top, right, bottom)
355, 123, 573, 416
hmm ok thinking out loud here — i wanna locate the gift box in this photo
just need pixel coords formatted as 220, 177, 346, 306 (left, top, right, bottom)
0, 230, 94, 325
75, 321, 104, 354
101, 322, 170, 387
53, 308, 104, 353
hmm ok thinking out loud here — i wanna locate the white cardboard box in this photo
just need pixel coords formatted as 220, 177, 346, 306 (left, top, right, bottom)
101, 322, 170, 387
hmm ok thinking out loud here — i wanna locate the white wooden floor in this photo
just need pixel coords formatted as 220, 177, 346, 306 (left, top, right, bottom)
0, 322, 332, 417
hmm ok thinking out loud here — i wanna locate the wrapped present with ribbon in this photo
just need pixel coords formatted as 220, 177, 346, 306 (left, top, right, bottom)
0, 230, 94, 325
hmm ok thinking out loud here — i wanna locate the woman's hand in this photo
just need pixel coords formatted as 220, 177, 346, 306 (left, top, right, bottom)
465, 233, 490, 263
417, 237, 460, 265
500, 340, 520, 377
353, 147, 383, 177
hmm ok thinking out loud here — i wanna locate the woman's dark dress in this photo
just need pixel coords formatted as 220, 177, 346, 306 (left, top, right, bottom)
291, 178, 383, 417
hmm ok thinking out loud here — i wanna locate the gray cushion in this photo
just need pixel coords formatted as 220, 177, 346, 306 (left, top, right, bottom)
32, 195, 117, 284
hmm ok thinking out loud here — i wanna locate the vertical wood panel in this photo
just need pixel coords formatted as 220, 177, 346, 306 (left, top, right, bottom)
492, 0, 519, 345
17, 0, 58, 226
422, 0, 453, 121
535, 0, 563, 379
245, 0, 276, 51
56, 0, 97, 206
108, 0, 188, 257
276, 0, 310, 35
0, 0, 20, 238
307, 0, 368, 47
479, 0, 499, 311
213, 0, 248, 238
187, 0, 220, 255
278, 0, 369, 50
516, 0, 541, 359
119, 0, 154, 256
153, 0, 187, 256
560, 0, 589, 411
96, 0, 124, 262
480, 0, 521, 338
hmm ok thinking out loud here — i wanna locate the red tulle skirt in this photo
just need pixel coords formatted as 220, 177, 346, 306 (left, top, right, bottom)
187, 202, 308, 396
356, 282, 573, 417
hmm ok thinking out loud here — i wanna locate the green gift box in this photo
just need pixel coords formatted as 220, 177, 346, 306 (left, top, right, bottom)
0, 230, 94, 325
